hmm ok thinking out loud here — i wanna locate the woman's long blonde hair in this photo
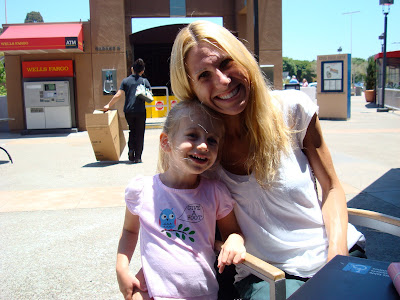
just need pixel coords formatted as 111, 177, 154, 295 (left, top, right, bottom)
170, 20, 291, 186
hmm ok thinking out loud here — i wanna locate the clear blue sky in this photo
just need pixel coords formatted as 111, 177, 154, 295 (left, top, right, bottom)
1, 0, 399, 61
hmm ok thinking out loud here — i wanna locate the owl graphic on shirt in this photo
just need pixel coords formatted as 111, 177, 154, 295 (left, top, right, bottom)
159, 208, 176, 230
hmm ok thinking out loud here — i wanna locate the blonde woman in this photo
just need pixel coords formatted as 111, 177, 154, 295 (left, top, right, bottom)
170, 20, 365, 299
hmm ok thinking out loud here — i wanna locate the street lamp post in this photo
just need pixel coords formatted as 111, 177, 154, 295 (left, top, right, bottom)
379, 33, 385, 52
377, 0, 393, 112
254, 0, 259, 62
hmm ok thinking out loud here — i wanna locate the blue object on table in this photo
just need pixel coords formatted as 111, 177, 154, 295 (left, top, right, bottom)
288, 255, 398, 300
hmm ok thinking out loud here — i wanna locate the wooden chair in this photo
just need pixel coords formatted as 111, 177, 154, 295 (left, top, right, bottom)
216, 208, 400, 300
0, 146, 13, 163
0, 118, 14, 163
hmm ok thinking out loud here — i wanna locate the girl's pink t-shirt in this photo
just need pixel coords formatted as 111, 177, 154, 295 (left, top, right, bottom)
125, 174, 234, 300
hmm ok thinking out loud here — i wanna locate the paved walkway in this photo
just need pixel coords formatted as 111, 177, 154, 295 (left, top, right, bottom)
0, 95, 399, 299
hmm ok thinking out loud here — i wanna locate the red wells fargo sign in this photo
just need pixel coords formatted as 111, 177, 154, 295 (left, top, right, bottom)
22, 60, 74, 78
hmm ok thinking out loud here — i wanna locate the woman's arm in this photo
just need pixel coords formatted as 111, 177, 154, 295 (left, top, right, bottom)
144, 78, 151, 90
216, 210, 246, 273
303, 114, 349, 262
116, 208, 148, 300
103, 89, 125, 111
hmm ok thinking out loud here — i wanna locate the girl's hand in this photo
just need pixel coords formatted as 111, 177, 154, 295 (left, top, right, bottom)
132, 289, 153, 300
117, 268, 148, 300
131, 269, 152, 300
217, 233, 246, 273
134, 268, 148, 292
116, 270, 137, 300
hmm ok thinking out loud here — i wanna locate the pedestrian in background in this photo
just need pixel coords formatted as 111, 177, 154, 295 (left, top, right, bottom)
103, 58, 151, 163
289, 75, 299, 83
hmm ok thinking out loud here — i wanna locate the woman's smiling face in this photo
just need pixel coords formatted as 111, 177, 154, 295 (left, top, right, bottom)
185, 42, 250, 116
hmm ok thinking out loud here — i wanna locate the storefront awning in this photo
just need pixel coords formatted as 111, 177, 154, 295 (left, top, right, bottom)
374, 50, 400, 60
0, 23, 83, 54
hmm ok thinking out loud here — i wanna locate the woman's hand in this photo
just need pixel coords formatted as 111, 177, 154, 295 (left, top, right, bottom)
103, 104, 110, 112
103, 89, 124, 112
217, 233, 246, 273
327, 237, 349, 262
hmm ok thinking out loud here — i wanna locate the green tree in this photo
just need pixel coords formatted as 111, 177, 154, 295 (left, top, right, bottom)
293, 59, 316, 84
0, 59, 6, 96
352, 57, 367, 84
283, 57, 317, 84
309, 60, 317, 81
283, 57, 297, 80
24, 11, 44, 23
365, 56, 376, 90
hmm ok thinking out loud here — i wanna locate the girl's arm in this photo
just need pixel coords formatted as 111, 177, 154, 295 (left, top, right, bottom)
116, 208, 148, 300
303, 114, 349, 262
216, 210, 246, 273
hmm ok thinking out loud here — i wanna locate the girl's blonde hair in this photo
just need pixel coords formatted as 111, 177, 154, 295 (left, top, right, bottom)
170, 20, 291, 186
157, 100, 225, 173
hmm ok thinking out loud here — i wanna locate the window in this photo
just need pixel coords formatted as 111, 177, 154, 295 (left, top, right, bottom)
170, 0, 186, 17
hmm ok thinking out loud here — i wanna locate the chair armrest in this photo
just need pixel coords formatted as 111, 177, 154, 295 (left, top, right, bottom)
243, 252, 285, 281
214, 240, 285, 281
348, 208, 400, 237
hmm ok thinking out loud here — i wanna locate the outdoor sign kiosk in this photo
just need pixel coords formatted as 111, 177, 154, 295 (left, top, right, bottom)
317, 54, 351, 119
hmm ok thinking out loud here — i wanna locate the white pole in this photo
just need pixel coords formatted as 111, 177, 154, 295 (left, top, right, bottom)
350, 14, 352, 55
342, 11, 360, 86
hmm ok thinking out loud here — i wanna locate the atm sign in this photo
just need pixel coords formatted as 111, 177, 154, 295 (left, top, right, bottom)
22, 60, 74, 78
65, 37, 78, 48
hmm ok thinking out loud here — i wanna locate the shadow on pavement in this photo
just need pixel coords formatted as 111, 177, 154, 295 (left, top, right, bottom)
365, 102, 379, 109
82, 160, 139, 168
347, 168, 400, 262
20, 128, 78, 136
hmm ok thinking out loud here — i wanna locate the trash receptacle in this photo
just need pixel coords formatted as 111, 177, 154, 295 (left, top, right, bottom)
355, 86, 362, 96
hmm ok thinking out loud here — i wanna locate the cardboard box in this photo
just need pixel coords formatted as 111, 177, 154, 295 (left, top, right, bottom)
85, 110, 126, 161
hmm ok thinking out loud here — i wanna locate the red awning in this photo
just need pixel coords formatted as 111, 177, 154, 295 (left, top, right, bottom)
0, 23, 83, 53
374, 50, 400, 60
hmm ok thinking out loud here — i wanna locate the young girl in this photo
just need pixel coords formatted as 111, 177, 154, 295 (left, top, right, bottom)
116, 100, 246, 300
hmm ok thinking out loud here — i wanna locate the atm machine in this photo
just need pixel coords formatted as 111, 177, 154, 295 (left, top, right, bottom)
24, 81, 72, 129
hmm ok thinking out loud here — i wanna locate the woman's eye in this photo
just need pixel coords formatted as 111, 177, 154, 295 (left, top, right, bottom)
198, 71, 209, 80
220, 58, 233, 69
